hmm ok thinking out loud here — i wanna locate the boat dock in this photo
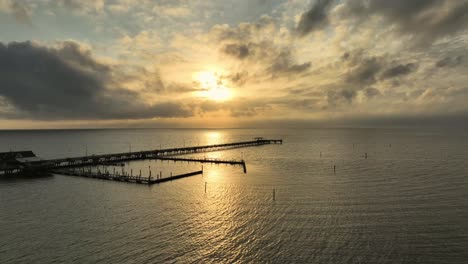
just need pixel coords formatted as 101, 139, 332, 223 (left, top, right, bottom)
155, 157, 247, 173
1, 138, 282, 183
34, 138, 281, 169
54, 168, 204, 185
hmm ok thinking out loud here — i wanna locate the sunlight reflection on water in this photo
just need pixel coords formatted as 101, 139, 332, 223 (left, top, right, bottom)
0, 128, 467, 263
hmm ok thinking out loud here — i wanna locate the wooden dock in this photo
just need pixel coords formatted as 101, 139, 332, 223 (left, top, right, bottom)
155, 157, 247, 173
53, 169, 204, 185
32, 138, 281, 169
1, 138, 282, 178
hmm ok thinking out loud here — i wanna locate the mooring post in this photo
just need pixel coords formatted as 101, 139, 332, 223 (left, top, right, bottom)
139, 169, 141, 177
131, 169, 133, 177
334, 165, 336, 174
273, 188, 276, 201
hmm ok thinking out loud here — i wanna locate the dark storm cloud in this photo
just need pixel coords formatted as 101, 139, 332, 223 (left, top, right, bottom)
0, 41, 192, 120
9, 1, 32, 25
296, 0, 335, 37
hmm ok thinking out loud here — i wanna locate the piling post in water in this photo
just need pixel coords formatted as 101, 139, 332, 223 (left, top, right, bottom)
365, 153, 368, 159
139, 169, 141, 177
131, 169, 133, 177
334, 165, 336, 174
273, 188, 276, 201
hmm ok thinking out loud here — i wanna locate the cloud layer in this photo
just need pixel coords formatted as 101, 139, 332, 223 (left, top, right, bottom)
1, 0, 468, 127
0, 41, 191, 120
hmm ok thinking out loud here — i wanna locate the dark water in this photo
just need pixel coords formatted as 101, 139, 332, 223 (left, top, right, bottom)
0, 128, 467, 263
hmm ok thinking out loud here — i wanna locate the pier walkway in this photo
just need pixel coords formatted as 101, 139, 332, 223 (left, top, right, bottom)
32, 138, 281, 169
1, 138, 282, 181
54, 169, 204, 185
155, 157, 247, 173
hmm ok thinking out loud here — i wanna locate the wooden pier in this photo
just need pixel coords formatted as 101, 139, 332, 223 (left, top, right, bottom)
1, 138, 282, 180
155, 157, 247, 173
54, 168, 204, 185
31, 138, 281, 170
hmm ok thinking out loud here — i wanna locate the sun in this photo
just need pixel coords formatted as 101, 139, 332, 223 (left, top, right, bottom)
196, 71, 233, 101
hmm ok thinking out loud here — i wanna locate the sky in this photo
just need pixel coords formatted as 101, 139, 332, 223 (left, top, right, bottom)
1, 0, 468, 129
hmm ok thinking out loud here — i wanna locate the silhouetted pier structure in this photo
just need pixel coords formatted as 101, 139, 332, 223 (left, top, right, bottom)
54, 168, 204, 185
0, 138, 282, 177
155, 157, 247, 173
35, 138, 281, 169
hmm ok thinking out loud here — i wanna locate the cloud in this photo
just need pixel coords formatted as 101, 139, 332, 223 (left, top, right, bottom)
0, 41, 192, 120
296, 0, 335, 37
222, 43, 251, 59
339, 0, 468, 44
344, 55, 383, 85
57, 0, 105, 14
435, 56, 464, 68
9, 0, 32, 25
380, 63, 418, 80
213, 18, 311, 78
153, 5, 191, 18
364, 87, 381, 98
267, 50, 311, 77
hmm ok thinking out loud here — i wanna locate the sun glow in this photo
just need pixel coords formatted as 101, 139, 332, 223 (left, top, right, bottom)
196, 71, 233, 101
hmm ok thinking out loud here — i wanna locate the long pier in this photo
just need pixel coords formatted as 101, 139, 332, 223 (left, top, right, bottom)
54, 169, 204, 185
1, 138, 282, 180
31, 138, 282, 169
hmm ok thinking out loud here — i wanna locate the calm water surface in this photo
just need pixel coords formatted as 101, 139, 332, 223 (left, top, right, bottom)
0, 128, 467, 263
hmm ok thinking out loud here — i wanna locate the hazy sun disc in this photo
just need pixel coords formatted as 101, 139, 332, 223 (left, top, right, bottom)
196, 71, 233, 101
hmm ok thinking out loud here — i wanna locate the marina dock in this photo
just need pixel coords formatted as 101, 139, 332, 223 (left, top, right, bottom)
0, 138, 282, 181
54, 168, 204, 185
42, 138, 281, 169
